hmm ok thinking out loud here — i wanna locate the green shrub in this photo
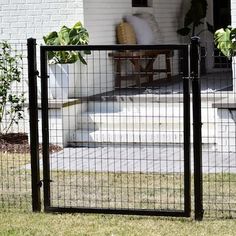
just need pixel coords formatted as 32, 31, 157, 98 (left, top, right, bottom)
0, 41, 25, 134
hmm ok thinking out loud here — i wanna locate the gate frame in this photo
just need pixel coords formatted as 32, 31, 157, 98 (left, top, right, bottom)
36, 44, 192, 217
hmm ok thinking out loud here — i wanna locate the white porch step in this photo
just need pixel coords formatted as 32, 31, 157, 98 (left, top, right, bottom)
70, 130, 184, 144
68, 98, 218, 147
78, 112, 183, 131
69, 130, 216, 146
77, 112, 216, 134
87, 101, 184, 113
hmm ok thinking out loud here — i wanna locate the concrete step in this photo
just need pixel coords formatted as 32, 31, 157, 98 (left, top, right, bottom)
78, 112, 183, 130
77, 112, 216, 134
69, 130, 216, 147
87, 101, 184, 113
86, 101, 217, 121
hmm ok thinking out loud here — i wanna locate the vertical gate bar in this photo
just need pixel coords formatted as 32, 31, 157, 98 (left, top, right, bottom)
191, 37, 203, 221
27, 38, 41, 212
183, 45, 191, 217
40, 46, 51, 209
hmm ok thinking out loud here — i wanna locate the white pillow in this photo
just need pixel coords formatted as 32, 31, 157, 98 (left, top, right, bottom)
124, 15, 155, 45
134, 12, 164, 43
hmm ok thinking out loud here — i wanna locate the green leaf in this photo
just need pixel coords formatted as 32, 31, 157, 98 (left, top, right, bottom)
78, 53, 87, 65
43, 21, 89, 64
73, 21, 82, 30
214, 27, 234, 58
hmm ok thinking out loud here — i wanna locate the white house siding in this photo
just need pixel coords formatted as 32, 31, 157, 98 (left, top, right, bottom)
232, 0, 236, 26
83, 0, 186, 92
84, 0, 184, 45
232, 0, 236, 91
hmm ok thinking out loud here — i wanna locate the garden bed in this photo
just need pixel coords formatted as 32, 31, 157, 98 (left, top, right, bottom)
0, 133, 62, 153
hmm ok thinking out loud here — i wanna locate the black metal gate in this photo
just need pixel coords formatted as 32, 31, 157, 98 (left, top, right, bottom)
28, 39, 203, 218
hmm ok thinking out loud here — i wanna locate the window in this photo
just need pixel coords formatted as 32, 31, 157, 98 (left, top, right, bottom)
132, 0, 148, 7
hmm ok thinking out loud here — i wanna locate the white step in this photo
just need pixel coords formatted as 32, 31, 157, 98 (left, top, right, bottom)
70, 130, 184, 144
87, 101, 184, 113
86, 101, 217, 121
69, 130, 216, 146
78, 112, 183, 131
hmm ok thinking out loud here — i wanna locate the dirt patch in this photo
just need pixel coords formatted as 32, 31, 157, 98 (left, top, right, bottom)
0, 133, 62, 154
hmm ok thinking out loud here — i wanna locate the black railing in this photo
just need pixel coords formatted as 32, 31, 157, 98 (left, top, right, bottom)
1, 38, 236, 220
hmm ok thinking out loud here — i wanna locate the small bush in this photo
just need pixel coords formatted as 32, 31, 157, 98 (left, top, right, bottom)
0, 41, 25, 134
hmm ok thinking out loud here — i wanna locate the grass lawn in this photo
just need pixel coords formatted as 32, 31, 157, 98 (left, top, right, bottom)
1, 152, 236, 235
1, 211, 236, 236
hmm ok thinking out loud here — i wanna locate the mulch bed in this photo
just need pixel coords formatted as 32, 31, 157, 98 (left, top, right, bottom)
0, 133, 62, 154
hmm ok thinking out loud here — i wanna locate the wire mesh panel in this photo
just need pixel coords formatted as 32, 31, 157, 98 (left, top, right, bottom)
0, 42, 32, 212
200, 44, 236, 218
40, 45, 190, 216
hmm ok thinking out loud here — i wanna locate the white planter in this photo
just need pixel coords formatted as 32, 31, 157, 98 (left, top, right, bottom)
48, 62, 87, 99
49, 64, 69, 99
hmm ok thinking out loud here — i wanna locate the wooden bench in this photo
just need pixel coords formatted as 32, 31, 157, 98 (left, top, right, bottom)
109, 50, 172, 88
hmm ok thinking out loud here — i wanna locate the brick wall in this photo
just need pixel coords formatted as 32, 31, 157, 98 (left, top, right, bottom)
0, 0, 84, 43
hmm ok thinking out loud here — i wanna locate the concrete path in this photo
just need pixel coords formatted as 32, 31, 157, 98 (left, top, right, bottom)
46, 146, 236, 173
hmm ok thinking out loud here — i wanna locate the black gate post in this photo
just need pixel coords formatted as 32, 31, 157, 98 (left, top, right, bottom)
183, 45, 191, 217
40, 46, 51, 211
191, 37, 203, 221
27, 38, 41, 212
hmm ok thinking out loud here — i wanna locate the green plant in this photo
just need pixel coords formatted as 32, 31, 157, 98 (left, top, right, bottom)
214, 26, 236, 58
43, 21, 89, 64
0, 41, 25, 134
177, 0, 213, 37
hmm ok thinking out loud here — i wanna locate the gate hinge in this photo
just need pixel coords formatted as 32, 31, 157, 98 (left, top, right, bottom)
37, 180, 43, 188
38, 179, 53, 187
35, 70, 39, 76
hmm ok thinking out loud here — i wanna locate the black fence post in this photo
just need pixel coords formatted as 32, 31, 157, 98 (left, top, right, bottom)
40, 46, 51, 210
27, 38, 41, 212
183, 45, 191, 217
191, 36, 203, 221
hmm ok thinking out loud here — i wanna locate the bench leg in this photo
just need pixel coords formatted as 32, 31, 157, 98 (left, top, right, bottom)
166, 52, 171, 79
115, 58, 122, 88
132, 59, 141, 87
145, 58, 155, 83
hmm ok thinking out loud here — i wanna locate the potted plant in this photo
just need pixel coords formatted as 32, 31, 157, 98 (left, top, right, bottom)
177, 0, 214, 74
214, 26, 236, 58
214, 26, 236, 90
43, 21, 89, 99
177, 0, 213, 37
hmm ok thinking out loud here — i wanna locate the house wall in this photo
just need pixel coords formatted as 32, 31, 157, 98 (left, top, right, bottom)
231, 0, 236, 91
0, 0, 216, 97
83, 0, 184, 45
232, 0, 236, 26
0, 0, 84, 43
83, 0, 185, 93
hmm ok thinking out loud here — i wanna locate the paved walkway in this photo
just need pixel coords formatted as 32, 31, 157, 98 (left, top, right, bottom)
45, 146, 236, 173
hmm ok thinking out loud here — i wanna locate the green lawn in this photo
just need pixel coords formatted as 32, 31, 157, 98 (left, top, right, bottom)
1, 152, 236, 235
0, 212, 236, 236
